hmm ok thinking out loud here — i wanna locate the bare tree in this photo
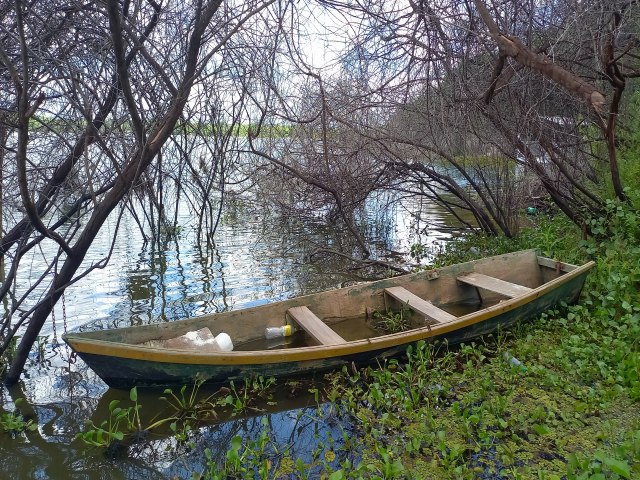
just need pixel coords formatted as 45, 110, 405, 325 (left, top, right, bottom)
312, 0, 639, 233
0, 0, 278, 384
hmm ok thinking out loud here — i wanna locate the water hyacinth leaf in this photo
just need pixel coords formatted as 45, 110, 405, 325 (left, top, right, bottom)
329, 470, 344, 480
130, 387, 138, 402
598, 454, 631, 479
231, 435, 242, 452
533, 424, 550, 435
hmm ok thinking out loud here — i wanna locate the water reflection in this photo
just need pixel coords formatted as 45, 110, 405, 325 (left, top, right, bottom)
81, 209, 360, 332
2, 375, 352, 479
160, 403, 355, 479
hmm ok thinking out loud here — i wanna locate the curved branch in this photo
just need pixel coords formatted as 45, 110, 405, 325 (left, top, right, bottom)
472, 0, 606, 111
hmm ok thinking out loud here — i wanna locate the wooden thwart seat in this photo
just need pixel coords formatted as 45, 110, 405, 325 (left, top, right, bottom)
384, 286, 457, 324
457, 272, 533, 298
287, 306, 347, 345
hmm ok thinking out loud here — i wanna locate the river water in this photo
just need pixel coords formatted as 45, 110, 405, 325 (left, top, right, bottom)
0, 193, 462, 479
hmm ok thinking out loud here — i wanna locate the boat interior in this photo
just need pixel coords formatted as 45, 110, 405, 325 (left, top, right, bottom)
240, 261, 556, 350
71, 251, 580, 352
200, 254, 576, 352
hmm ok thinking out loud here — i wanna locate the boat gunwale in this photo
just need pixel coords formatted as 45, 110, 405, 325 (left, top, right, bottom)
63, 255, 595, 366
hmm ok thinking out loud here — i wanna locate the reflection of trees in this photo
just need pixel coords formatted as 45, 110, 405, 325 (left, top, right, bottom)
1, 381, 321, 478
195, 240, 229, 314
43, 384, 350, 478
1, 378, 114, 479
94, 195, 411, 331
151, 404, 353, 478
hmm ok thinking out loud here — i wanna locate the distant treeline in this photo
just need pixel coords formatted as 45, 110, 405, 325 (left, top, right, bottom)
27, 117, 292, 139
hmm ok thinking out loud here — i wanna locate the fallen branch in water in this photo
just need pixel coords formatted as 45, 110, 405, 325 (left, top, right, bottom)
309, 247, 409, 275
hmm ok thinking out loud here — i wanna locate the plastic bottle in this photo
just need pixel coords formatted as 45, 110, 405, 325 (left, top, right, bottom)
214, 332, 234, 352
265, 324, 294, 339
503, 351, 526, 371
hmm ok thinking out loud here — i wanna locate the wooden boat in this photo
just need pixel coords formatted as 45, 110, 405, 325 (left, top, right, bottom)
63, 250, 594, 389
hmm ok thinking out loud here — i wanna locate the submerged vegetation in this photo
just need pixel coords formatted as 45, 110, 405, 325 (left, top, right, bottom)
372, 305, 412, 334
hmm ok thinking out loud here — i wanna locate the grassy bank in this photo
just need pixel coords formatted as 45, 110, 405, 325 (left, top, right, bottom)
324, 199, 640, 479
198, 198, 640, 479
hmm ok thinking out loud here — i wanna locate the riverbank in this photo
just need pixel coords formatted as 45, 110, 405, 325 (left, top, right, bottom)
2, 200, 638, 479
199, 200, 640, 479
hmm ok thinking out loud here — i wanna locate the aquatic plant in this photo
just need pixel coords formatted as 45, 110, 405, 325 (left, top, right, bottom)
76, 386, 152, 452
220, 376, 277, 416
566, 429, 639, 480
76, 398, 131, 449
372, 305, 412, 333
75, 374, 280, 459
0, 399, 37, 437
200, 419, 283, 480
198, 417, 409, 480
160, 374, 216, 420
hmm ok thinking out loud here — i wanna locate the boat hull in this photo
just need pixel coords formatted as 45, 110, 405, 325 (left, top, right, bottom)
67, 261, 591, 388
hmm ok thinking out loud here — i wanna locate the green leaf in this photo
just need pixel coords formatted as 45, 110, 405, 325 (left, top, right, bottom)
130, 386, 138, 402
108, 400, 120, 412
231, 435, 242, 452
533, 424, 550, 435
329, 470, 344, 480
603, 457, 631, 479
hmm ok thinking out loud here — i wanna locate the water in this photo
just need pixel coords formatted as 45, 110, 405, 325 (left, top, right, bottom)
0, 193, 465, 478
